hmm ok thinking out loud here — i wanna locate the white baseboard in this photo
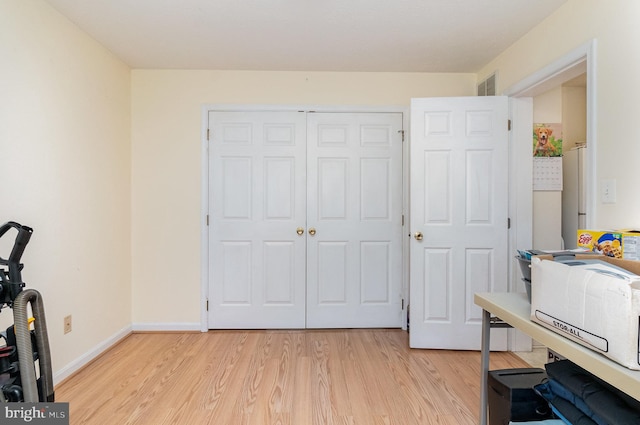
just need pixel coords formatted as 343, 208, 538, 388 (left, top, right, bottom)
131, 322, 202, 332
53, 322, 203, 386
54, 325, 132, 385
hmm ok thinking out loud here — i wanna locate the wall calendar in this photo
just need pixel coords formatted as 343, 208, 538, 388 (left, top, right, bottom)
533, 156, 563, 191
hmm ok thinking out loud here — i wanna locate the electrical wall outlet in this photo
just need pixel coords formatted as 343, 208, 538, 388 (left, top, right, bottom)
64, 315, 72, 334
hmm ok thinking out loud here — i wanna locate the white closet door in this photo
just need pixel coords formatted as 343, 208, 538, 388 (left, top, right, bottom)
208, 111, 307, 328
306, 112, 404, 328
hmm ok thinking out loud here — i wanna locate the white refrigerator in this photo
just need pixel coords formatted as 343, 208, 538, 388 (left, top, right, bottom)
562, 146, 587, 249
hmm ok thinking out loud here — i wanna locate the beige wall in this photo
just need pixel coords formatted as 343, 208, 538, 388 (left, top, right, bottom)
532, 88, 563, 250
130, 71, 476, 324
0, 0, 131, 380
562, 85, 587, 150
479, 0, 640, 229
533, 87, 563, 124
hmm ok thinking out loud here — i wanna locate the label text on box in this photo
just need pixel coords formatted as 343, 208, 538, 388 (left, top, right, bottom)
534, 310, 609, 352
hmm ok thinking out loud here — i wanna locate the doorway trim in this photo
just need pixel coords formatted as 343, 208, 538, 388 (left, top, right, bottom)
504, 39, 597, 350
200, 104, 410, 331
505, 39, 597, 231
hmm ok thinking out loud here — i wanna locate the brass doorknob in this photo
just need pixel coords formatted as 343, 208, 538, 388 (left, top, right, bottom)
308, 228, 316, 236
296, 227, 304, 236
414, 232, 423, 241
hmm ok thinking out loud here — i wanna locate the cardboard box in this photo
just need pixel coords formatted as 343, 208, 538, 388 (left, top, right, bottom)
619, 229, 640, 261
530, 254, 640, 370
576, 229, 640, 260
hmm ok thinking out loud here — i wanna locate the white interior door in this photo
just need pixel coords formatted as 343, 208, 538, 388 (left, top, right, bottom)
208, 111, 307, 328
306, 112, 404, 328
409, 97, 509, 350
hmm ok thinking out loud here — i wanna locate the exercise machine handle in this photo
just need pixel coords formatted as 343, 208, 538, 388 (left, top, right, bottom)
0, 222, 33, 284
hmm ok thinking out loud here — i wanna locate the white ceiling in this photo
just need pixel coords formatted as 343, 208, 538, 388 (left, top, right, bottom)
43, 0, 567, 72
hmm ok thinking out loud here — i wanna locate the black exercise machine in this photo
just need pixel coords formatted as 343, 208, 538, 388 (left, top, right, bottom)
0, 221, 54, 402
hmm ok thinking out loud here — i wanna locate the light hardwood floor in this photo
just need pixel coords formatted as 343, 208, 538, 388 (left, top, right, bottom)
55, 330, 530, 425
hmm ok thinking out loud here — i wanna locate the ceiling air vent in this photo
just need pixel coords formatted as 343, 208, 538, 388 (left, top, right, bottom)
478, 73, 496, 96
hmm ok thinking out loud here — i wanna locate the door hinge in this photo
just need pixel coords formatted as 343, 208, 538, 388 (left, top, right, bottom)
206, 299, 209, 311
207, 128, 210, 141
508, 119, 512, 131
206, 215, 209, 226
398, 130, 405, 142
402, 215, 405, 226
508, 217, 511, 229
401, 299, 405, 310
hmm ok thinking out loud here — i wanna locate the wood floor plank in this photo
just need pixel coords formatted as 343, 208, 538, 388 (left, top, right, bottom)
55, 329, 532, 425
292, 355, 312, 425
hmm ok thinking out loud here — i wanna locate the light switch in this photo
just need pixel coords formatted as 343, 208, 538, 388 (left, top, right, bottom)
602, 179, 617, 203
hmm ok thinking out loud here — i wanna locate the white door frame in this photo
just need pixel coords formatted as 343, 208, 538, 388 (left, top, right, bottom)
504, 39, 597, 350
200, 104, 410, 331
505, 39, 597, 232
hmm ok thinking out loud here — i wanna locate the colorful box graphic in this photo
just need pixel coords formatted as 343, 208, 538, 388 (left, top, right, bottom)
577, 229, 640, 261
577, 230, 622, 258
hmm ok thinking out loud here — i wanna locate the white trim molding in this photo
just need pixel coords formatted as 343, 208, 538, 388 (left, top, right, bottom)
54, 325, 132, 385
132, 322, 202, 332
505, 39, 597, 229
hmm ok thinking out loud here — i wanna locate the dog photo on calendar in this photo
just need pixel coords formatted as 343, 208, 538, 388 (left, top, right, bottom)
533, 123, 563, 157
